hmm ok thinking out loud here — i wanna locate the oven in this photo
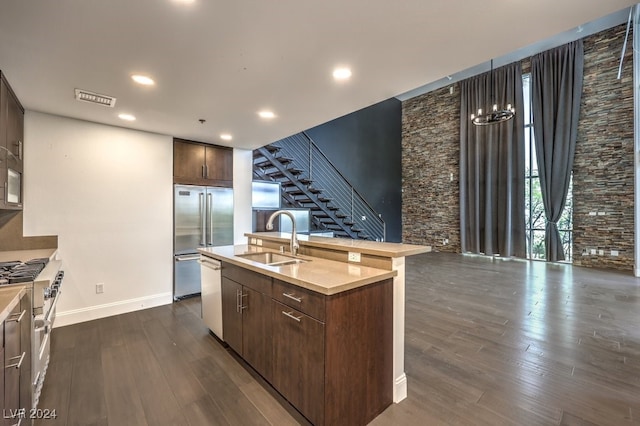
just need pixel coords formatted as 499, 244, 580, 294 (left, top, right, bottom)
0, 256, 64, 410
31, 262, 63, 408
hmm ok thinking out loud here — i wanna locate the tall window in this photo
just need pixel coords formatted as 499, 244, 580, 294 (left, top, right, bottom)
523, 74, 573, 261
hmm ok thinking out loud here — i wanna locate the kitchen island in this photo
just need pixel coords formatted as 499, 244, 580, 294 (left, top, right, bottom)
199, 233, 430, 425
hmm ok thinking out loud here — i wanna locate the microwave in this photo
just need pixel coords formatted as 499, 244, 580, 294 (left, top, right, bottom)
7, 168, 21, 205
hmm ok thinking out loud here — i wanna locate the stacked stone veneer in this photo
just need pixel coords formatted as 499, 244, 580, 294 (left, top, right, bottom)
402, 24, 635, 270
402, 85, 460, 252
573, 24, 634, 270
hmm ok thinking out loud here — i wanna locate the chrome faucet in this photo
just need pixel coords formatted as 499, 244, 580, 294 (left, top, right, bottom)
266, 210, 299, 256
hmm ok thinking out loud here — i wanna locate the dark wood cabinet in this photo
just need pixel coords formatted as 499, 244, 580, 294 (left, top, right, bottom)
3, 295, 28, 426
221, 264, 273, 382
2, 291, 32, 426
19, 293, 32, 420
272, 301, 325, 425
272, 278, 394, 426
242, 287, 272, 379
6, 86, 23, 174
0, 72, 24, 210
173, 138, 233, 187
217, 258, 393, 426
221, 277, 243, 354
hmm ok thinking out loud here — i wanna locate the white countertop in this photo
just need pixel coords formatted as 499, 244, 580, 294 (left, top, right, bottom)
245, 232, 431, 258
198, 244, 396, 295
0, 285, 25, 323
0, 248, 58, 263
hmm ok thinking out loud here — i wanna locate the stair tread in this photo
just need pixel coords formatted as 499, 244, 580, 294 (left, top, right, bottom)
253, 145, 280, 157
254, 157, 293, 168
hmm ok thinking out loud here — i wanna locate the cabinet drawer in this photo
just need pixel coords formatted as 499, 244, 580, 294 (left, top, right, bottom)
273, 279, 325, 322
222, 262, 272, 295
272, 301, 325, 426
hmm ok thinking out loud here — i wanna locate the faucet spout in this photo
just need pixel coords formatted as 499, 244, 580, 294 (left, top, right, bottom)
266, 210, 299, 256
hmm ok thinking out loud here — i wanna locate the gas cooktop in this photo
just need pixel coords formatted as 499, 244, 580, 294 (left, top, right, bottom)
0, 258, 50, 285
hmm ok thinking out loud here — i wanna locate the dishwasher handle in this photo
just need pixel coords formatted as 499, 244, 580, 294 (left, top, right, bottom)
199, 257, 221, 270
175, 254, 201, 262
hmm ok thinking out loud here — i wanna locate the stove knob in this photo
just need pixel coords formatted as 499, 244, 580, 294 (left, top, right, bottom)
50, 288, 58, 298
43, 288, 52, 300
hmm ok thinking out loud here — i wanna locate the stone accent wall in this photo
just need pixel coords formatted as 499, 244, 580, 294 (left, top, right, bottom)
401, 24, 635, 271
573, 24, 634, 270
402, 85, 460, 252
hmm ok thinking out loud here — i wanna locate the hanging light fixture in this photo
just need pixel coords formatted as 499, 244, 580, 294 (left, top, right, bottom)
470, 59, 515, 126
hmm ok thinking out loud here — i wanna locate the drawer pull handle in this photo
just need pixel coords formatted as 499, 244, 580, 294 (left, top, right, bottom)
8, 309, 26, 323
282, 311, 302, 322
283, 292, 302, 303
6, 352, 25, 369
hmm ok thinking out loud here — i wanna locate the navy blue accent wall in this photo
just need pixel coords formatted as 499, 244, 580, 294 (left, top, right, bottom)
305, 98, 402, 242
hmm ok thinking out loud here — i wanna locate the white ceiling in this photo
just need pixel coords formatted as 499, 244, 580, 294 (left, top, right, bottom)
0, 0, 636, 150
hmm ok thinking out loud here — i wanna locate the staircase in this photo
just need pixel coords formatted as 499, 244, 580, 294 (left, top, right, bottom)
253, 132, 385, 241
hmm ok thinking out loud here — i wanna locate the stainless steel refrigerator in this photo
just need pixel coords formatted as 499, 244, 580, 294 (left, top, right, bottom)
174, 184, 233, 300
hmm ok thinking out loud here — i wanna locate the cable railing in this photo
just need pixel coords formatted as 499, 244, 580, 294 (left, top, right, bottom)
271, 132, 386, 241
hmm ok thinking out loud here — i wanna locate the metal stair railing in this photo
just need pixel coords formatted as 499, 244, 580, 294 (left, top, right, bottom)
271, 132, 386, 241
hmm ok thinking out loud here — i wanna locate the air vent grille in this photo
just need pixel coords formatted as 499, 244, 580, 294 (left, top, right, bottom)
74, 89, 117, 107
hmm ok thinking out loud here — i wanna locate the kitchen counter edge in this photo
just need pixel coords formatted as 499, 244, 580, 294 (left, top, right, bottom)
0, 247, 58, 263
0, 285, 26, 323
245, 232, 431, 257
198, 245, 397, 295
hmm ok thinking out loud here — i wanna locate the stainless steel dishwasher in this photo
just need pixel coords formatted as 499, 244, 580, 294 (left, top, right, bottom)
199, 256, 223, 340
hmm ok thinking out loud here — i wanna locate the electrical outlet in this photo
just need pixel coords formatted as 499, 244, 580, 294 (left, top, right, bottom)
598, 249, 604, 256
96, 283, 104, 294
611, 250, 619, 257
597, 212, 606, 216
589, 212, 597, 216
590, 249, 596, 255
348, 252, 361, 263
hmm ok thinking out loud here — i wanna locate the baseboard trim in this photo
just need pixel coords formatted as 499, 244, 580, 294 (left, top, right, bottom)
393, 373, 407, 403
54, 292, 173, 328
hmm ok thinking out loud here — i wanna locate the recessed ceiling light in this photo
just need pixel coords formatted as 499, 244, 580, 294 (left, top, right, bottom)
131, 75, 155, 86
118, 113, 136, 121
333, 67, 352, 80
258, 110, 276, 119
220, 134, 232, 141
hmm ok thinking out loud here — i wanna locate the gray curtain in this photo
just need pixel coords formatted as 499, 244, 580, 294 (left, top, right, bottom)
460, 62, 526, 257
531, 40, 583, 261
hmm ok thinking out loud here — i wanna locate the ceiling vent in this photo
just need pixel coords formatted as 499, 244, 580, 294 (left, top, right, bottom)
74, 88, 117, 107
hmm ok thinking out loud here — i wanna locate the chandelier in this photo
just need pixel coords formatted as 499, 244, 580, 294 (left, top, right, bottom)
470, 59, 515, 126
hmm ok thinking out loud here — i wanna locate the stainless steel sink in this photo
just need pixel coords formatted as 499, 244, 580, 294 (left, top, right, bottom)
236, 252, 308, 266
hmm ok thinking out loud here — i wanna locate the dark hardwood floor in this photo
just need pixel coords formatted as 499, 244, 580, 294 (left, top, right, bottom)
36, 253, 640, 425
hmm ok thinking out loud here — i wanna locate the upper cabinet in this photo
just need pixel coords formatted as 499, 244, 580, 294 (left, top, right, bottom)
0, 72, 24, 210
173, 138, 233, 187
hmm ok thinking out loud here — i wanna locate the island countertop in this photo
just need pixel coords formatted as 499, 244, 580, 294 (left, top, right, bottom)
198, 244, 397, 295
245, 232, 431, 258
0, 285, 25, 323
0, 248, 58, 263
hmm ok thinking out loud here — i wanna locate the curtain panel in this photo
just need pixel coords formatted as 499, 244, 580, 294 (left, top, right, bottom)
460, 62, 526, 257
531, 40, 584, 262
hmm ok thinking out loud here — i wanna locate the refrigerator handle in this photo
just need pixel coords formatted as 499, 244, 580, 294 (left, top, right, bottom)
208, 192, 214, 246
199, 192, 205, 246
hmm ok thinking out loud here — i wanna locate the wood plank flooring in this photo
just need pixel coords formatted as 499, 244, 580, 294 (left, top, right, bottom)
36, 253, 640, 425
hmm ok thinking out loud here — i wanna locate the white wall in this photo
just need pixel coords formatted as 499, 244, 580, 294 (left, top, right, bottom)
233, 148, 253, 244
23, 112, 174, 326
